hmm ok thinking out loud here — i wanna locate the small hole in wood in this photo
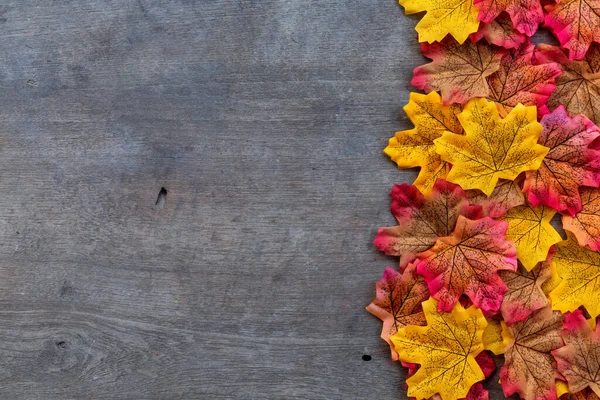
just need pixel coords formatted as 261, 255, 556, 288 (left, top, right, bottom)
56, 341, 67, 349
155, 187, 167, 209
362, 354, 372, 361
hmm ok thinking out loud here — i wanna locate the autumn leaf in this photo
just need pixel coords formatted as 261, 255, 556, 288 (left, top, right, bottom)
374, 179, 481, 267
523, 106, 600, 216
412, 38, 503, 105
563, 187, 600, 250
366, 264, 429, 360
399, 0, 480, 44
483, 316, 510, 354
474, 0, 543, 36
487, 43, 562, 116
384, 92, 463, 194
549, 234, 600, 319
416, 215, 517, 313
470, 12, 527, 49
499, 261, 552, 324
468, 178, 525, 218
501, 306, 564, 400
434, 97, 549, 196
501, 203, 562, 271
544, 0, 600, 60
391, 297, 487, 400
553, 310, 600, 397
535, 44, 600, 126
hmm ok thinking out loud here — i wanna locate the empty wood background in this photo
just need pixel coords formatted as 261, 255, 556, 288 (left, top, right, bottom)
0, 1, 513, 398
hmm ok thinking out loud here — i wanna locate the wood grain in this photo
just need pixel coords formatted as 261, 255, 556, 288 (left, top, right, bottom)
0, 0, 516, 398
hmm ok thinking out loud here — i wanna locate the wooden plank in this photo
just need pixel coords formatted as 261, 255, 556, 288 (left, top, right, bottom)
0, 0, 514, 398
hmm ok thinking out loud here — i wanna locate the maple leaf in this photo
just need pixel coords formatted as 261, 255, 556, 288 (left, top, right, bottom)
391, 297, 487, 400
434, 97, 549, 196
474, 0, 543, 36
416, 215, 517, 313
499, 261, 552, 324
412, 38, 503, 105
501, 306, 564, 400
553, 310, 600, 398
563, 187, 600, 250
523, 106, 600, 216
501, 203, 562, 271
483, 316, 510, 354
544, 0, 600, 60
535, 44, 600, 126
399, 0, 480, 44
549, 234, 600, 319
384, 92, 463, 194
374, 179, 481, 267
487, 43, 562, 117
470, 12, 527, 49
366, 264, 429, 360
468, 178, 525, 218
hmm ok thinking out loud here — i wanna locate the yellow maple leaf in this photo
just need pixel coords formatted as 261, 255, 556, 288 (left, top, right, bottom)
399, 0, 480, 44
501, 204, 562, 271
482, 317, 509, 355
385, 92, 463, 194
435, 98, 549, 196
550, 234, 600, 319
391, 297, 487, 400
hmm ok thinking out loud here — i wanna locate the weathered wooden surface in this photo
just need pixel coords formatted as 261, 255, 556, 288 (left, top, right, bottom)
0, 1, 512, 399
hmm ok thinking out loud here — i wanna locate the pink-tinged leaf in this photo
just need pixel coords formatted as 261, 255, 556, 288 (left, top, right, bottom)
474, 0, 544, 36
468, 178, 525, 218
487, 42, 562, 116
562, 187, 600, 250
470, 13, 527, 49
415, 216, 517, 313
499, 261, 552, 325
552, 310, 600, 397
544, 0, 600, 60
523, 106, 600, 216
374, 179, 481, 267
475, 350, 497, 378
366, 264, 429, 360
412, 37, 503, 105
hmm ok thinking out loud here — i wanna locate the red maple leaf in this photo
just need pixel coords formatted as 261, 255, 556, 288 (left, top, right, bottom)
415, 215, 517, 313
474, 0, 544, 36
470, 12, 527, 49
523, 106, 600, 216
374, 179, 481, 267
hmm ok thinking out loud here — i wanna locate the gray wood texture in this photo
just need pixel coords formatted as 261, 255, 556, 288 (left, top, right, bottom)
0, 1, 514, 399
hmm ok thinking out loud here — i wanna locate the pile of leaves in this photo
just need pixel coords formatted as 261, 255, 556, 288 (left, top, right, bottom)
367, 1, 600, 399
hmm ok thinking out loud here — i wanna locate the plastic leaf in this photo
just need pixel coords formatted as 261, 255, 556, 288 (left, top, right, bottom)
416, 215, 517, 313
501, 306, 564, 400
391, 297, 487, 400
366, 264, 429, 360
501, 203, 562, 271
470, 13, 527, 49
468, 179, 525, 218
499, 261, 552, 324
535, 44, 600, 125
549, 234, 600, 319
399, 0, 480, 44
523, 106, 600, 216
563, 187, 600, 250
374, 179, 481, 267
412, 38, 503, 105
474, 0, 543, 36
487, 43, 562, 117
544, 0, 600, 60
553, 310, 600, 397
434, 98, 549, 196
483, 317, 510, 354
384, 92, 463, 194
